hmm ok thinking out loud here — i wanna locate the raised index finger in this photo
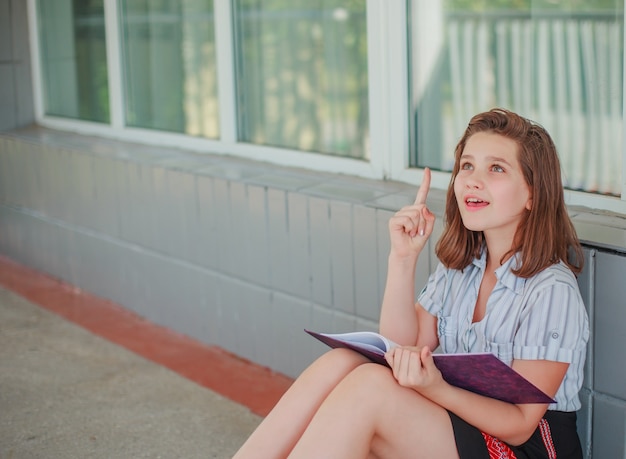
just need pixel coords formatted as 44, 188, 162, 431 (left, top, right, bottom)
414, 167, 431, 205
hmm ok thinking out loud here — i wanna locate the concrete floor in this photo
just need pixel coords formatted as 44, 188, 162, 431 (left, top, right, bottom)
0, 256, 294, 458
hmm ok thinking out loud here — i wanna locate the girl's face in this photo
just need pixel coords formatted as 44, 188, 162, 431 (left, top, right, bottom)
454, 132, 532, 242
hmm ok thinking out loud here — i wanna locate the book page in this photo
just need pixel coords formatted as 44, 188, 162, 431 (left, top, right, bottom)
319, 331, 397, 353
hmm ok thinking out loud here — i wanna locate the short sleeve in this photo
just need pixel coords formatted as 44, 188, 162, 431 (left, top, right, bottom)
513, 276, 589, 363
417, 262, 450, 316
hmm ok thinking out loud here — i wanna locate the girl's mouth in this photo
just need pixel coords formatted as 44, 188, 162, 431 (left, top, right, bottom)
465, 197, 489, 208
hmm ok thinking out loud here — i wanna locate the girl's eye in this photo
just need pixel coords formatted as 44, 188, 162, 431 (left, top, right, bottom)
491, 164, 504, 172
460, 162, 472, 170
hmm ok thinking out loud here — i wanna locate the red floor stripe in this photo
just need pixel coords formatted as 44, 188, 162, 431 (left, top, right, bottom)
0, 255, 293, 417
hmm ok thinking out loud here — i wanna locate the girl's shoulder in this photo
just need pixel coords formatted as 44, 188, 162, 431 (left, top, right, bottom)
523, 260, 582, 297
529, 260, 578, 283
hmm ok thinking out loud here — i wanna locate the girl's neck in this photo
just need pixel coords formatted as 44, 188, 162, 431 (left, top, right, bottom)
483, 233, 516, 272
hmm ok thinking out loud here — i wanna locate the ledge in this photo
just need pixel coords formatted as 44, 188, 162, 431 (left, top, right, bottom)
3, 125, 626, 255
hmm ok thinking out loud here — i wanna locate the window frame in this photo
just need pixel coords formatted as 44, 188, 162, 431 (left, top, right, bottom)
26, 0, 626, 215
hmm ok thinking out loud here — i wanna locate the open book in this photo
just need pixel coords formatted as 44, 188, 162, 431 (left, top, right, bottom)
305, 329, 555, 404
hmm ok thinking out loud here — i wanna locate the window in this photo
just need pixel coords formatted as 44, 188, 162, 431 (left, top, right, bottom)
36, 0, 109, 122
232, 0, 369, 159
30, 1, 626, 212
120, 0, 219, 137
409, 0, 624, 196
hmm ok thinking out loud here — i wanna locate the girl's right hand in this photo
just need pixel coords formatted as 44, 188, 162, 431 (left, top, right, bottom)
388, 168, 435, 259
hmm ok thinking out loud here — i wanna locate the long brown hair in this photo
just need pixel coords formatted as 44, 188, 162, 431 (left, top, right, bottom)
436, 108, 583, 277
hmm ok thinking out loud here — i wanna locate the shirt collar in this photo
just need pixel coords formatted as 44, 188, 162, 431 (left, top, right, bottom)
472, 249, 526, 294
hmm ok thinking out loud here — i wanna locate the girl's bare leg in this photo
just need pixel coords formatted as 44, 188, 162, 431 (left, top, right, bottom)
233, 348, 369, 459
288, 363, 459, 459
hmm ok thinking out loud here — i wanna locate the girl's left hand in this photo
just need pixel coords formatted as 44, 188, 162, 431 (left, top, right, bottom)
385, 346, 445, 394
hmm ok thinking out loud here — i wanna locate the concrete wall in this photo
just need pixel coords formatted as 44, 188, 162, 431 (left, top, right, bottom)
1, 127, 626, 457
0, 0, 35, 131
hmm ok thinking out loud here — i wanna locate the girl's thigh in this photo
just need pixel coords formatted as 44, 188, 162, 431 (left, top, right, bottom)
309, 363, 459, 459
355, 365, 460, 459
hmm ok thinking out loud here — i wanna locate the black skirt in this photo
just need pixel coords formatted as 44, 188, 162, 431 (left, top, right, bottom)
448, 410, 583, 459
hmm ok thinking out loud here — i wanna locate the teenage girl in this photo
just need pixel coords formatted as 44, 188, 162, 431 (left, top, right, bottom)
233, 108, 589, 459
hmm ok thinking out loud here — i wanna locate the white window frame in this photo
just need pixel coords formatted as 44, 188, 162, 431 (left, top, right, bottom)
26, 0, 626, 215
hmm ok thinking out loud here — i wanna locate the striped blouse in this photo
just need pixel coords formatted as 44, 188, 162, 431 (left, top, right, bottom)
418, 250, 589, 412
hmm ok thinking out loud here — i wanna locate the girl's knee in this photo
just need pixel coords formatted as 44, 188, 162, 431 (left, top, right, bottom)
298, 348, 371, 388
322, 364, 400, 414
315, 347, 370, 371
341, 364, 433, 408
334, 362, 398, 399
347, 362, 396, 387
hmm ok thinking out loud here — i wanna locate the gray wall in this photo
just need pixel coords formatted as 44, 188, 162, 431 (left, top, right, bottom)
0, 0, 35, 132
1, 127, 626, 458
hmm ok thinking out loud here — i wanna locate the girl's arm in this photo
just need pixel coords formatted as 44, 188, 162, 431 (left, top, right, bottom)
387, 346, 569, 445
379, 169, 436, 346
379, 264, 439, 348
378, 252, 420, 345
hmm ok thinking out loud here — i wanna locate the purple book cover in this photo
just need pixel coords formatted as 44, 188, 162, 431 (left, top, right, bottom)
305, 329, 555, 405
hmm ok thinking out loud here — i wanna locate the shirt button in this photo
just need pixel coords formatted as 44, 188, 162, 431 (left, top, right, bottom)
551, 332, 559, 339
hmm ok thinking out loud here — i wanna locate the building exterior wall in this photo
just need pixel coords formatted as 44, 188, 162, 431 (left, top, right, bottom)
1, 128, 626, 458
0, 0, 35, 131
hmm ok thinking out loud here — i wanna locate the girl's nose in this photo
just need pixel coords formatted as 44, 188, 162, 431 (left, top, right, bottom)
465, 173, 483, 189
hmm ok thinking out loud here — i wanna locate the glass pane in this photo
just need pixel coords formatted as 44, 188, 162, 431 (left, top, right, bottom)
120, 0, 219, 137
233, 0, 369, 159
37, 0, 109, 122
409, 0, 624, 196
